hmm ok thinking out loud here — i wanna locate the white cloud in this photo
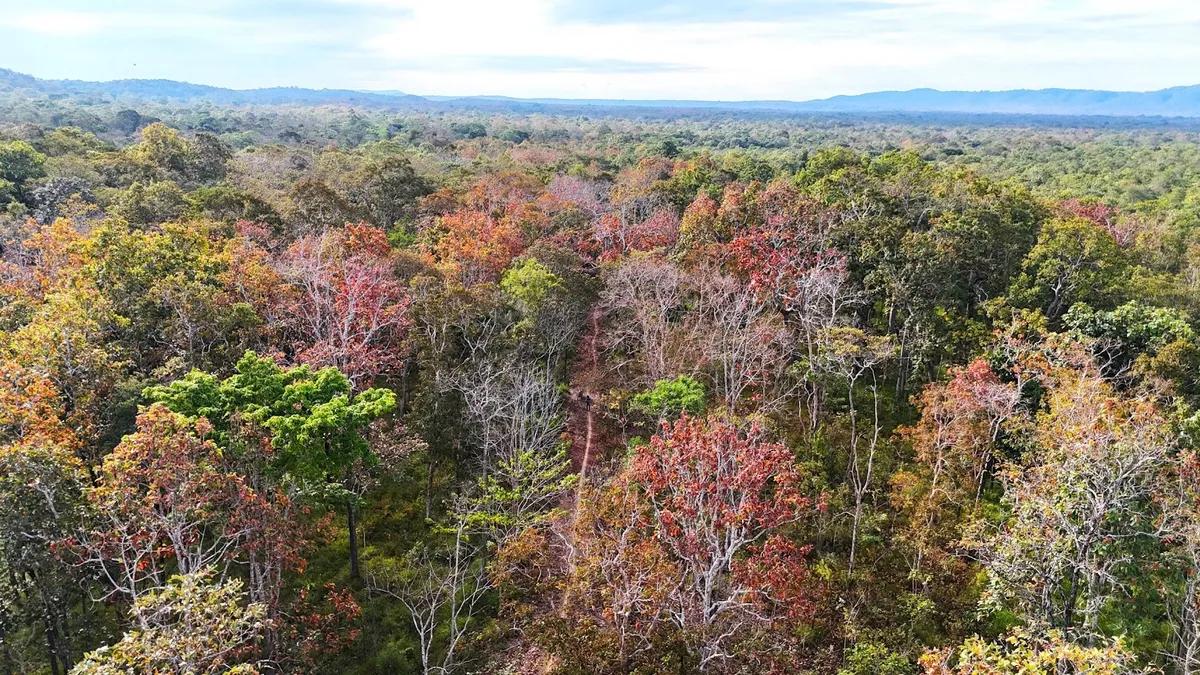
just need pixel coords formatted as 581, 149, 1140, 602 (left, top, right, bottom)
4, 0, 1200, 98
343, 0, 1200, 98
1, 8, 236, 36
4, 10, 109, 36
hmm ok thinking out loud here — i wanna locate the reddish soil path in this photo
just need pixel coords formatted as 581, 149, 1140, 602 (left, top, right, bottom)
566, 307, 602, 484
547, 307, 606, 640
535, 308, 620, 672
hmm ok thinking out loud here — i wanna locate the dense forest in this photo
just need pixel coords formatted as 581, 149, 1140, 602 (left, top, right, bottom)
4, 93, 1200, 675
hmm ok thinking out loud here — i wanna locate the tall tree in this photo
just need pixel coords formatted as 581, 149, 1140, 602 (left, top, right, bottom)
630, 415, 819, 672
277, 223, 411, 389
970, 350, 1172, 640
145, 352, 396, 581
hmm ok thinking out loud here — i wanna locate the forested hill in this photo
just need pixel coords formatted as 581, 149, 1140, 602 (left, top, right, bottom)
0, 68, 433, 108
441, 86, 1200, 117
786, 85, 1200, 116
6, 67, 1200, 116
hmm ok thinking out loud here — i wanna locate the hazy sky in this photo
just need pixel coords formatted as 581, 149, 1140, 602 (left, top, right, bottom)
3, 0, 1199, 100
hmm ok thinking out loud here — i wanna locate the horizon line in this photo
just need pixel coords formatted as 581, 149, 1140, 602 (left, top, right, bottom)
6, 66, 1200, 106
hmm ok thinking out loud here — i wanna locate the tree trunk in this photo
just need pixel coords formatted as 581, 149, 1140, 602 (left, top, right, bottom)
44, 615, 60, 675
55, 611, 72, 673
1, 624, 14, 675
425, 455, 435, 520
398, 359, 414, 417
348, 503, 361, 581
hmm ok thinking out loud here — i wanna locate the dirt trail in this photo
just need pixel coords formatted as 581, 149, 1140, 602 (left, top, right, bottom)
565, 308, 603, 479
574, 309, 601, 479
531, 309, 617, 672
542, 307, 606, 642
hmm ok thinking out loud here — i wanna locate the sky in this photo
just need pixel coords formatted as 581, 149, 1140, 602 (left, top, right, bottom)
1, 0, 1199, 101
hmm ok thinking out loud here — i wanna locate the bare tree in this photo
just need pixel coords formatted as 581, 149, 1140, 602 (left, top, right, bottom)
898, 359, 1021, 590
684, 270, 793, 414
548, 174, 611, 224
732, 206, 860, 429
275, 224, 410, 389
595, 192, 673, 258
816, 327, 893, 583
367, 519, 489, 675
449, 357, 564, 481
556, 481, 675, 671
1160, 453, 1200, 674
600, 255, 683, 384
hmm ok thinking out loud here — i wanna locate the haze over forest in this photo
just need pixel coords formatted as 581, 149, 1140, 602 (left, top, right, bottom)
6, 66, 1200, 117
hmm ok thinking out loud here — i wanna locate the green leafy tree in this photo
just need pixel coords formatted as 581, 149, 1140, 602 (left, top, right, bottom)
129, 123, 192, 177
501, 258, 563, 318
111, 181, 188, 225
1008, 217, 1127, 322
357, 156, 428, 228
0, 444, 88, 674
456, 445, 577, 541
145, 351, 395, 580
186, 186, 280, 225
840, 642, 914, 675
920, 629, 1143, 675
630, 375, 707, 422
285, 178, 357, 233
84, 220, 260, 375
189, 132, 232, 184
0, 140, 47, 203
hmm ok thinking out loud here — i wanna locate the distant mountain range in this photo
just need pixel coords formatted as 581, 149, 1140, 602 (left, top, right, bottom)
0, 68, 430, 107
4, 68, 1200, 118
434, 87, 1200, 117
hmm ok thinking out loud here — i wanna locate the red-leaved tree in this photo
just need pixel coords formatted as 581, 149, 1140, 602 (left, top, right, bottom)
78, 405, 257, 624
278, 223, 411, 389
594, 207, 680, 261
730, 200, 858, 431
891, 359, 1021, 601
629, 414, 820, 672
428, 209, 525, 285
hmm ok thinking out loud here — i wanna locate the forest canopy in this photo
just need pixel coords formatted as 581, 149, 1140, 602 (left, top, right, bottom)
3, 95, 1200, 675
